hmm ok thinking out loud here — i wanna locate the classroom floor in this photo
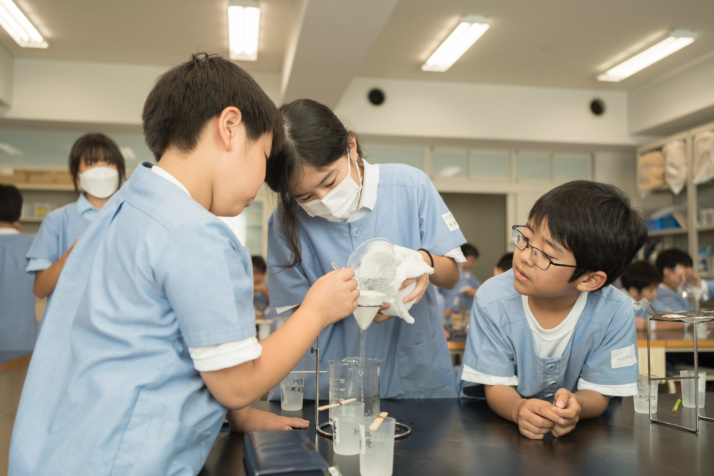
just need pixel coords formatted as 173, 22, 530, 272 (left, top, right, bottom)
0, 364, 27, 476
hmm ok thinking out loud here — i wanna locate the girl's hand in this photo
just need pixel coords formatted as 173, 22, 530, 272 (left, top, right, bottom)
302, 267, 359, 328
227, 407, 308, 433
373, 302, 394, 323
400, 273, 430, 305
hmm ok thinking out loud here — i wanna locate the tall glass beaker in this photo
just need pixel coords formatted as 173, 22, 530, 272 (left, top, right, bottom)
329, 357, 381, 418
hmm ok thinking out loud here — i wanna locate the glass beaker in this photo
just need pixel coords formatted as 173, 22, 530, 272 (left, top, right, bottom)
347, 238, 396, 294
329, 357, 381, 419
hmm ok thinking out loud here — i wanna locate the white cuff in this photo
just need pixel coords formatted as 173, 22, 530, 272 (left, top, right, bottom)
189, 337, 262, 372
461, 365, 518, 386
577, 378, 638, 397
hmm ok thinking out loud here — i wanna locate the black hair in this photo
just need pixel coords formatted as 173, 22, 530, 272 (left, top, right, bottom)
654, 248, 693, 275
264, 98, 363, 267
251, 255, 267, 274
68, 133, 127, 193
0, 184, 23, 222
142, 53, 283, 161
528, 180, 647, 288
495, 252, 514, 272
461, 243, 479, 258
620, 261, 662, 292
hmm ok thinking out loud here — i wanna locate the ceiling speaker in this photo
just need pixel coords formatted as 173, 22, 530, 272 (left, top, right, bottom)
590, 99, 605, 116
368, 88, 385, 106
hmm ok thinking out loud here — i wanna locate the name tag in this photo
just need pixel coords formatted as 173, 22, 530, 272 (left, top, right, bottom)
442, 212, 460, 231
611, 344, 636, 369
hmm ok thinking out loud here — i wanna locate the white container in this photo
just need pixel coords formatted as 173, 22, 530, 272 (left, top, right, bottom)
634, 375, 658, 414
359, 416, 395, 476
280, 372, 304, 411
331, 401, 364, 455
680, 370, 706, 409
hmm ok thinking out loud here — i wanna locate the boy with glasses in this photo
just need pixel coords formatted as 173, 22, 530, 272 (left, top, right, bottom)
460, 181, 647, 439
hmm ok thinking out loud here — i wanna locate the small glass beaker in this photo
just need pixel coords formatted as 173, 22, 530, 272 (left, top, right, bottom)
329, 357, 381, 419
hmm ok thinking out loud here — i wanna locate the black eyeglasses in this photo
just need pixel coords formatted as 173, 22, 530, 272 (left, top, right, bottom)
511, 225, 578, 271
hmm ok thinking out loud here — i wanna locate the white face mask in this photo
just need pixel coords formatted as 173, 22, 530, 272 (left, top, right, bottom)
299, 151, 363, 222
79, 166, 119, 199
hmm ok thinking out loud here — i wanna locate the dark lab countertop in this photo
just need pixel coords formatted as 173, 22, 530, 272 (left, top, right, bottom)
200, 394, 713, 476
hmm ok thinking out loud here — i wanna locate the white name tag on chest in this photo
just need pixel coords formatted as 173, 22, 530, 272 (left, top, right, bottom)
611, 344, 636, 369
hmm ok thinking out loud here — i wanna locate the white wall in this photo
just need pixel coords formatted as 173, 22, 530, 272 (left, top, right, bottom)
336, 77, 634, 146
0, 44, 13, 108
1, 59, 282, 126
629, 52, 714, 135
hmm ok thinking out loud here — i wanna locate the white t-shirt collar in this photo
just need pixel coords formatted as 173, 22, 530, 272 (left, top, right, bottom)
150, 164, 192, 198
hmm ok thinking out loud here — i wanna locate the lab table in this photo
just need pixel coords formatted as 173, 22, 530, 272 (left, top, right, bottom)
200, 394, 713, 476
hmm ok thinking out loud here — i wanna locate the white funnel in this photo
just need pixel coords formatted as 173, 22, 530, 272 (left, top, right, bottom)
354, 290, 386, 330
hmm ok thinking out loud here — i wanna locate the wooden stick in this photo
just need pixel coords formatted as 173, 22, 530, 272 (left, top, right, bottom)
317, 398, 356, 411
369, 412, 389, 431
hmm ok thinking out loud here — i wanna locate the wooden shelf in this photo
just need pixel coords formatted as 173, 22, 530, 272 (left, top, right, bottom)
19, 217, 44, 223
14, 183, 75, 192
647, 228, 688, 237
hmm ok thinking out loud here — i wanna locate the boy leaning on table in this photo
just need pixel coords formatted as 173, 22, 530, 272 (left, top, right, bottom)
460, 180, 648, 439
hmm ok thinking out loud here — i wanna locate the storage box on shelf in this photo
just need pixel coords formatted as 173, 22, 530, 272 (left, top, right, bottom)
637, 120, 714, 277
0, 168, 78, 234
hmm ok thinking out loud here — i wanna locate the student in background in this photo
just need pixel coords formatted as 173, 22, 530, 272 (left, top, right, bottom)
264, 98, 465, 400
251, 255, 270, 315
651, 249, 714, 368
0, 184, 37, 351
461, 181, 647, 439
26, 133, 126, 305
10, 54, 359, 475
444, 243, 481, 320
619, 261, 669, 331
651, 248, 700, 312
494, 252, 514, 276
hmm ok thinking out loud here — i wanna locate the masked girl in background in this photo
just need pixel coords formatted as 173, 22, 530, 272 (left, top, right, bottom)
264, 99, 466, 399
27, 133, 126, 305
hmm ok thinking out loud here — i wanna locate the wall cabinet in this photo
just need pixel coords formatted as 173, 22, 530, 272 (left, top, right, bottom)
637, 120, 714, 277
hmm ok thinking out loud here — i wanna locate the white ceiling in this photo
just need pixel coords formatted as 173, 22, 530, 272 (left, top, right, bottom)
2, 0, 713, 108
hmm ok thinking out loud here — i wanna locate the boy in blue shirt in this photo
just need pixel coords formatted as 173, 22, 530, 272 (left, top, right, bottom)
443, 243, 480, 323
0, 184, 37, 351
651, 248, 700, 313
620, 260, 667, 331
461, 181, 647, 439
10, 54, 358, 475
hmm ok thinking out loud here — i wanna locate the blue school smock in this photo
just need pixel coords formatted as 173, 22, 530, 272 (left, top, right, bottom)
267, 164, 465, 400
442, 269, 481, 313
10, 163, 256, 475
0, 232, 37, 350
461, 270, 639, 401
651, 284, 692, 312
25, 194, 98, 313
25, 193, 97, 272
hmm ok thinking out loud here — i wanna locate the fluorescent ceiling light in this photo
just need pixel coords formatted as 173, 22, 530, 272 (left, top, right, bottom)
228, 0, 260, 61
0, 0, 47, 48
422, 15, 490, 72
597, 29, 696, 82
